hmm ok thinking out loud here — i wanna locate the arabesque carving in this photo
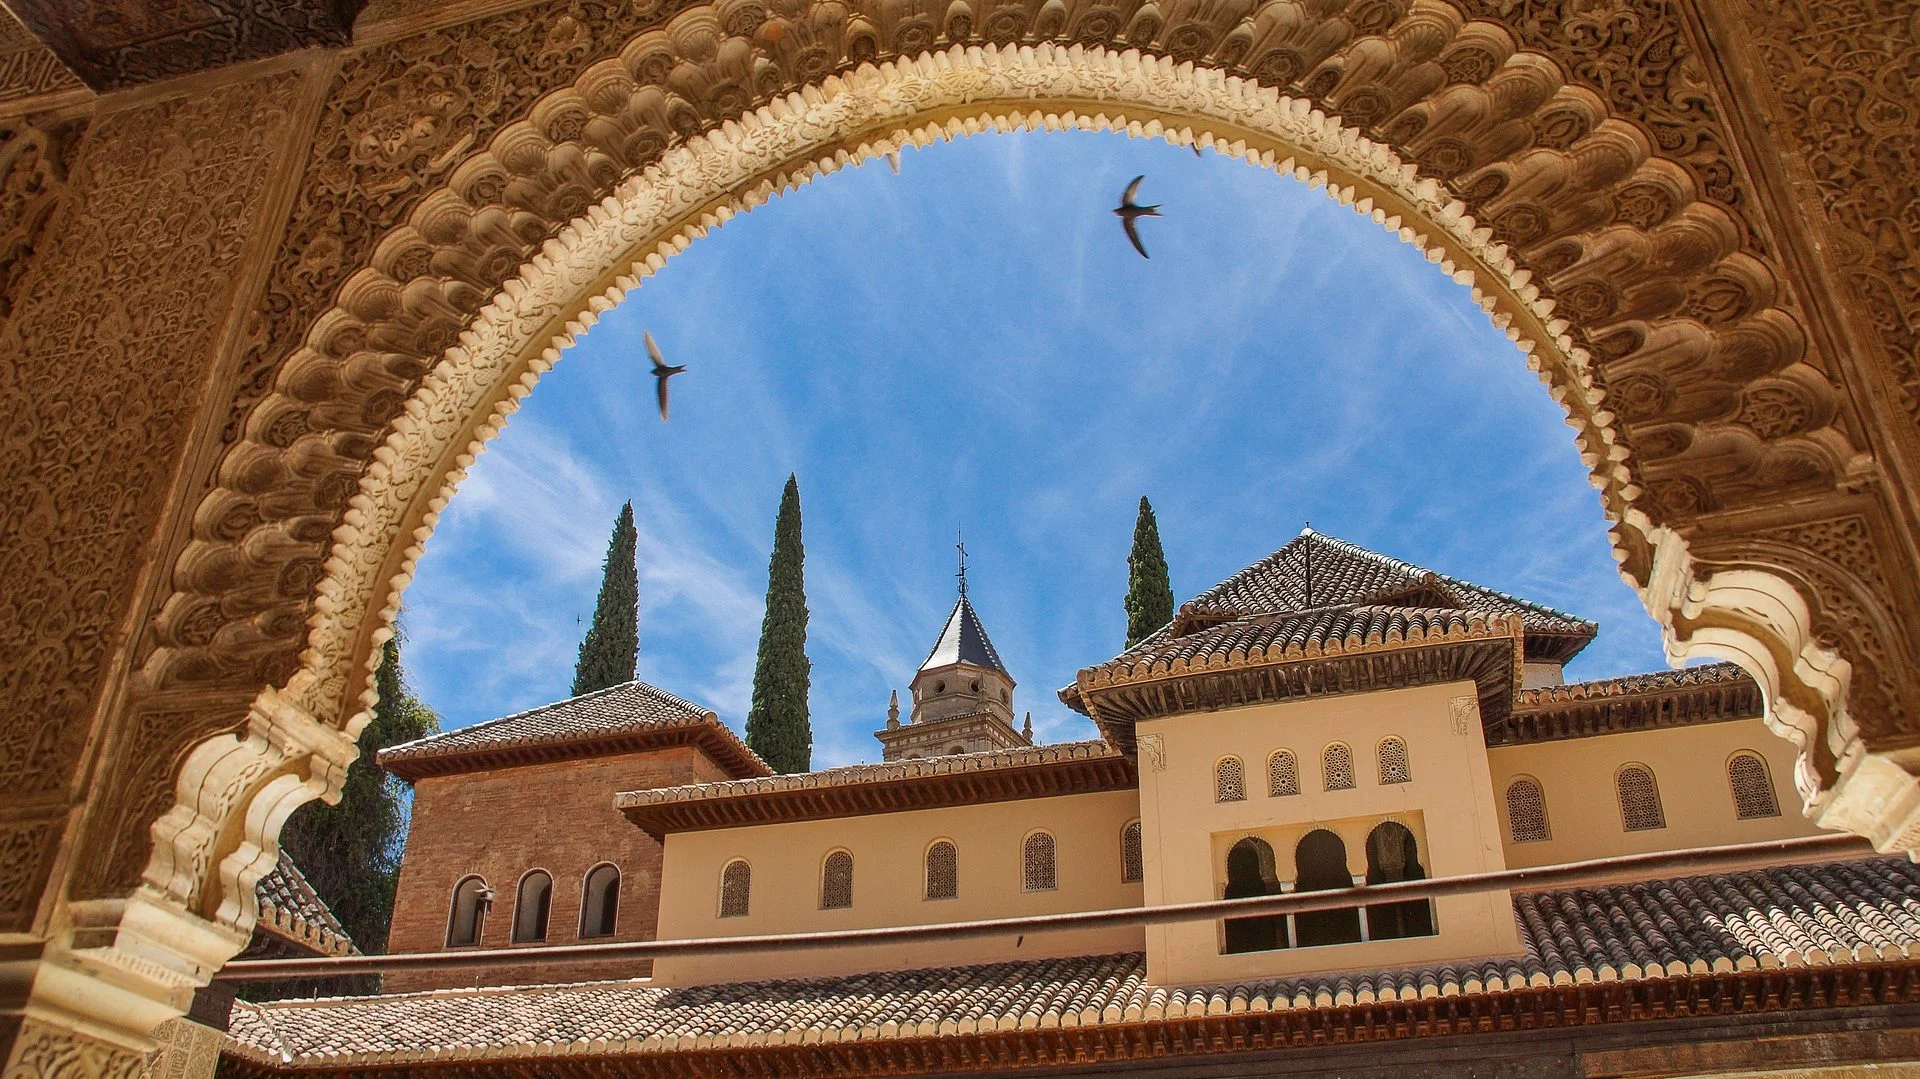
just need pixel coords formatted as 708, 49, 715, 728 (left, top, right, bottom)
0, 0, 1909, 1059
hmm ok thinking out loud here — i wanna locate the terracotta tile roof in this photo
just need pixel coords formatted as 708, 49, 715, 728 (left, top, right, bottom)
1506, 661, 1765, 744
616, 741, 1134, 837
1062, 604, 1524, 752
378, 680, 770, 781
1170, 529, 1596, 663
254, 858, 356, 959
223, 856, 1920, 1068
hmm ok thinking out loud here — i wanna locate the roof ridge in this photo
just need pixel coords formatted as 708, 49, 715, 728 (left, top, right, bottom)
383, 679, 717, 758
1298, 530, 1596, 629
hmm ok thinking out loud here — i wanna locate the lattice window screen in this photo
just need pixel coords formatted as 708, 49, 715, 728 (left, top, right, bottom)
718, 860, 751, 917
1121, 821, 1143, 883
1616, 765, 1667, 831
1023, 832, 1057, 891
820, 851, 854, 909
1377, 737, 1411, 784
1322, 743, 1355, 791
1215, 757, 1247, 802
1728, 753, 1781, 819
1505, 778, 1550, 842
1268, 751, 1299, 797
925, 841, 958, 900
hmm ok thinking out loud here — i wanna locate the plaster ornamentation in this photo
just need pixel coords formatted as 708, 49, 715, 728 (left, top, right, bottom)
1449, 696, 1477, 737
1138, 734, 1166, 773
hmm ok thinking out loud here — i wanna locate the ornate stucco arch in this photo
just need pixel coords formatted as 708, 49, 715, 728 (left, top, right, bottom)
38, 0, 1913, 1046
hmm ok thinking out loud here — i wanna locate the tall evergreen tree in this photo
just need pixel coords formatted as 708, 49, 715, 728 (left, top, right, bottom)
745, 474, 812, 773
1124, 495, 1176, 647
573, 501, 639, 695
278, 631, 439, 956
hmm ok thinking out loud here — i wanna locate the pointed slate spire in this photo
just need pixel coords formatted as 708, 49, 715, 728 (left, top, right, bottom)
920, 595, 1008, 674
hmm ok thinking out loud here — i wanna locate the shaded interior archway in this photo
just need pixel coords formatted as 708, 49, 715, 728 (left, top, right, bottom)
1222, 837, 1283, 954
48, 7, 1914, 1034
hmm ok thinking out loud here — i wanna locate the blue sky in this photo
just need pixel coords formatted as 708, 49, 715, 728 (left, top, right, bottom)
400, 128, 1672, 769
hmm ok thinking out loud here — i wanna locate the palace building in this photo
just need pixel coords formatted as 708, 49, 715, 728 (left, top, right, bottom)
214, 529, 1918, 1076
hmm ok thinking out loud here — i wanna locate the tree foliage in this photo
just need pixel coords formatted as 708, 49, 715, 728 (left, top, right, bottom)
745, 474, 812, 773
573, 501, 640, 696
278, 632, 440, 954
1124, 496, 1176, 647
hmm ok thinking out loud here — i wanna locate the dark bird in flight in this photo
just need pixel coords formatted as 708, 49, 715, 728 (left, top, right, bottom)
1113, 175, 1161, 260
645, 331, 686, 421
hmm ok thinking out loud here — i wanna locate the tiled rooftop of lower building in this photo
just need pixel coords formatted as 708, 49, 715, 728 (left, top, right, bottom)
226, 856, 1920, 1068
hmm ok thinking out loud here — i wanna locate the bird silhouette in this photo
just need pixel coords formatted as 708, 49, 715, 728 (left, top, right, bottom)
1113, 175, 1161, 259
645, 331, 686, 421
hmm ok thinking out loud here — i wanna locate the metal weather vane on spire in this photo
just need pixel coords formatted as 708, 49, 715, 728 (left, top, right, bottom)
955, 529, 969, 597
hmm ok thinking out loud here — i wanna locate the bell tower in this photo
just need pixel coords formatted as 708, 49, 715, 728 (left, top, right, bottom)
875, 540, 1033, 761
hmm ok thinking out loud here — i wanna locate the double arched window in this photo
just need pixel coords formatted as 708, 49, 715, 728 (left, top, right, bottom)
1616, 764, 1666, 831
1215, 756, 1247, 802
1504, 777, 1550, 843
1321, 743, 1355, 791
718, 859, 752, 918
925, 840, 958, 900
1268, 750, 1299, 797
820, 850, 854, 909
512, 870, 552, 943
579, 864, 620, 938
1376, 737, 1411, 784
445, 875, 488, 947
1120, 820, 1143, 884
1728, 752, 1781, 819
1022, 831, 1057, 892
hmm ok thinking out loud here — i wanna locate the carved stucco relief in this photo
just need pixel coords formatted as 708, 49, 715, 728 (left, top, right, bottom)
0, 71, 304, 930
22, 0, 1889, 934
0, 7, 85, 105
1742, 0, 1919, 428
1, 1018, 145, 1079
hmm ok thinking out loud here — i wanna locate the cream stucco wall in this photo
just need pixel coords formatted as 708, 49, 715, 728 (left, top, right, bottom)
1135, 681, 1521, 986
1489, 717, 1823, 868
651, 790, 1144, 985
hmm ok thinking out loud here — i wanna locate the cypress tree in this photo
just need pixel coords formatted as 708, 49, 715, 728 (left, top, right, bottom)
573, 501, 639, 696
745, 474, 812, 773
1124, 495, 1176, 647
274, 631, 439, 969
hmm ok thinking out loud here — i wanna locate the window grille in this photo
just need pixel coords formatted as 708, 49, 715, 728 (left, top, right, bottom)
1616, 765, 1666, 831
512, 870, 552, 943
820, 851, 854, 909
1505, 778, 1550, 842
1728, 753, 1781, 819
1268, 750, 1300, 797
1377, 737, 1411, 784
718, 860, 751, 917
925, 841, 958, 900
1215, 757, 1247, 802
1022, 832, 1057, 892
446, 876, 488, 947
1322, 743, 1355, 791
1121, 821, 1143, 883
579, 865, 620, 938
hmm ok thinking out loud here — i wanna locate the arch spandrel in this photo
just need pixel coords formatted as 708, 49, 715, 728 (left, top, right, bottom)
61, 0, 1912, 976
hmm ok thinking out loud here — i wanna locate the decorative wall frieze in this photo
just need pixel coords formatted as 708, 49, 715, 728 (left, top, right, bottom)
4, 0, 358, 92
0, 7, 85, 108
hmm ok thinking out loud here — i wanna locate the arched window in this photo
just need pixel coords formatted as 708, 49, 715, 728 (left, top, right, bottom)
1364, 822, 1434, 940
1292, 829, 1362, 947
579, 864, 620, 938
1221, 836, 1284, 954
1505, 777, 1550, 843
1022, 831, 1057, 892
947, 745, 966, 755
1728, 752, 1781, 819
718, 859, 752, 918
1616, 764, 1666, 831
820, 850, 854, 909
1267, 750, 1299, 797
1215, 756, 1247, 802
925, 840, 958, 900
1120, 821, 1143, 884
512, 870, 552, 943
1321, 743, 1355, 791
1376, 737, 1411, 784
445, 875, 488, 947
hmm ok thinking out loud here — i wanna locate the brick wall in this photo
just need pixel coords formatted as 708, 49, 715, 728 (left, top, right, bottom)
384, 745, 735, 991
